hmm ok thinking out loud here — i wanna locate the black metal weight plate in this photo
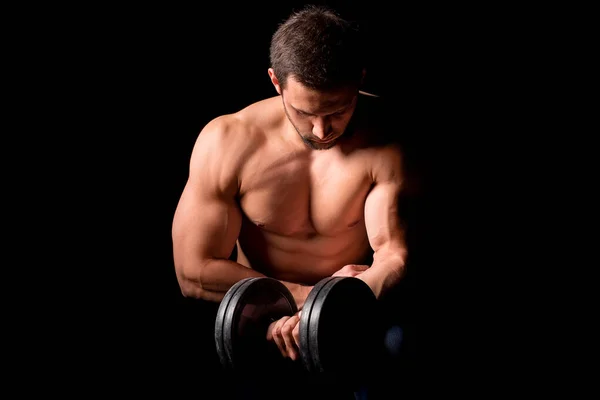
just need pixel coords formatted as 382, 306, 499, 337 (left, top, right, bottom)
215, 277, 257, 369
299, 276, 378, 384
215, 277, 298, 374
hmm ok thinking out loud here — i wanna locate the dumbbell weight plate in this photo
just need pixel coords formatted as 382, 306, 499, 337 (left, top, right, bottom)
215, 277, 257, 369
299, 276, 378, 384
215, 277, 298, 373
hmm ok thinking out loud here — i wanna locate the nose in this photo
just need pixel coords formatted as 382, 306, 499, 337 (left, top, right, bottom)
312, 116, 332, 140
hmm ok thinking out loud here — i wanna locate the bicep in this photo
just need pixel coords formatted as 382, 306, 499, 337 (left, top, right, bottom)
172, 181, 242, 265
172, 124, 242, 268
364, 143, 407, 252
364, 181, 404, 252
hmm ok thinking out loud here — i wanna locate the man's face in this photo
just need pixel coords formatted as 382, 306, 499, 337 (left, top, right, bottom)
281, 77, 358, 150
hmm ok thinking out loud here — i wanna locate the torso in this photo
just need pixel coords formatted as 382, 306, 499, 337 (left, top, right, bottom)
230, 94, 391, 285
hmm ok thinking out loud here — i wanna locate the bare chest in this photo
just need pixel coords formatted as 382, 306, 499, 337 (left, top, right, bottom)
239, 151, 373, 237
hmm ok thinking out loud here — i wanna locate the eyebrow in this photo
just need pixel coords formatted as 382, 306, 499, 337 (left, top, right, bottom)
292, 102, 352, 116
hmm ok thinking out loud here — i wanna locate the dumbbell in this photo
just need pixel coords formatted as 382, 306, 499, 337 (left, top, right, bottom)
214, 276, 380, 386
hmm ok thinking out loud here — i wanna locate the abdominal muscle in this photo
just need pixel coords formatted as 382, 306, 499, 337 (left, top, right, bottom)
235, 221, 373, 285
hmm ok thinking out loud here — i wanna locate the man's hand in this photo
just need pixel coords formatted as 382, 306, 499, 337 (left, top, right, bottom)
266, 265, 371, 361
266, 311, 302, 361
332, 264, 370, 278
333, 264, 381, 298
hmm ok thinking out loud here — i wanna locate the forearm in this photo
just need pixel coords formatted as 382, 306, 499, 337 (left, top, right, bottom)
177, 258, 265, 302
359, 248, 406, 299
178, 258, 313, 308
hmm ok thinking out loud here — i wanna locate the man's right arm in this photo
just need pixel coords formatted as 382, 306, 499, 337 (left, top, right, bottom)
172, 117, 265, 302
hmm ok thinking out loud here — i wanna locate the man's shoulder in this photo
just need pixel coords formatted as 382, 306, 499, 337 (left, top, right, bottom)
353, 93, 422, 193
187, 114, 253, 192
193, 117, 254, 158
198, 113, 249, 141
190, 98, 282, 172
197, 96, 280, 147
353, 93, 398, 141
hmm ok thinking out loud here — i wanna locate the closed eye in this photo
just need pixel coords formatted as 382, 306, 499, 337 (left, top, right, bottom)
296, 109, 347, 117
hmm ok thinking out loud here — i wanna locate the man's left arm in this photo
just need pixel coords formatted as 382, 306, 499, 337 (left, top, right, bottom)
359, 144, 408, 299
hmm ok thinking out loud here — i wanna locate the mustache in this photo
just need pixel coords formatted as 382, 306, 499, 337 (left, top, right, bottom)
304, 132, 336, 142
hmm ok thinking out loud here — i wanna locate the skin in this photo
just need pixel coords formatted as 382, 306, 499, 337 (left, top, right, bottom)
171, 70, 407, 361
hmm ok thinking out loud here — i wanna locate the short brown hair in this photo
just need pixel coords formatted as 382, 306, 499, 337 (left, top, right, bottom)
269, 5, 365, 91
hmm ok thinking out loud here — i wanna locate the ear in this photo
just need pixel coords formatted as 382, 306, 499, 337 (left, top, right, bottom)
268, 68, 282, 95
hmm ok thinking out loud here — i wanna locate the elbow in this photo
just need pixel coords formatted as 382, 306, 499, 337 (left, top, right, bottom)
179, 278, 203, 299
177, 274, 203, 299
175, 260, 211, 300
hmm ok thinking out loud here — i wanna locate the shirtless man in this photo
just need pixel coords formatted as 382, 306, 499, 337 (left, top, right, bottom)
171, 5, 408, 363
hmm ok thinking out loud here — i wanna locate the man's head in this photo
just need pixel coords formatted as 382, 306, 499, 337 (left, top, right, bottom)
268, 5, 365, 150
269, 5, 365, 92
275, 75, 358, 150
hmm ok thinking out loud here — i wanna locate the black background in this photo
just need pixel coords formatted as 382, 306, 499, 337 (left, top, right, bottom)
84, 2, 424, 397
18, 0, 488, 397
6, 0, 554, 396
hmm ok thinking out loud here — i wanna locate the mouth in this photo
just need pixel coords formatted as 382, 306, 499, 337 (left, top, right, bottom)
312, 136, 337, 144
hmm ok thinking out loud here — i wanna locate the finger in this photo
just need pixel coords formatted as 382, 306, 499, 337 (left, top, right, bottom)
292, 320, 301, 350
266, 318, 279, 341
272, 317, 290, 358
349, 265, 370, 276
281, 316, 300, 360
337, 264, 369, 277
266, 320, 277, 341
